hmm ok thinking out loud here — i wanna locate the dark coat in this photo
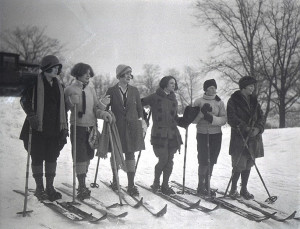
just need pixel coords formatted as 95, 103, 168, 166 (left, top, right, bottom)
19, 76, 67, 154
227, 91, 265, 158
106, 84, 145, 153
141, 88, 183, 150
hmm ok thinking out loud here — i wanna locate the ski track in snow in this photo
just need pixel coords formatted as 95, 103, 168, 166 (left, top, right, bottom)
0, 97, 299, 229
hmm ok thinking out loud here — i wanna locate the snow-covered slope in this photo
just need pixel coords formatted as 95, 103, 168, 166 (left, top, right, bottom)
0, 97, 299, 229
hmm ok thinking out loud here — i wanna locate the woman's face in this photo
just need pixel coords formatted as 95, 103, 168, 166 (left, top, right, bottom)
165, 79, 176, 93
118, 71, 132, 84
77, 69, 91, 84
44, 66, 60, 78
243, 84, 255, 96
206, 86, 217, 96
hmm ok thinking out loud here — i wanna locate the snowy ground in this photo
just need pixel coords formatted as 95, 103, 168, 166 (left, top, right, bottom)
0, 96, 299, 229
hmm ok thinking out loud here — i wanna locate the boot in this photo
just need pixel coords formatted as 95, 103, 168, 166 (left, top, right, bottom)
197, 165, 208, 196
197, 175, 207, 196
33, 173, 48, 201
110, 157, 118, 191
151, 164, 162, 192
77, 174, 91, 200
229, 171, 241, 199
240, 170, 254, 200
127, 185, 139, 197
161, 185, 175, 195
204, 165, 216, 197
45, 174, 62, 201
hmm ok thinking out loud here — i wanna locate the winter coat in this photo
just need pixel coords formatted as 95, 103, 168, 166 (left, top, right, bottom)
227, 90, 265, 158
64, 80, 106, 127
141, 88, 183, 151
106, 84, 145, 153
193, 94, 227, 134
19, 75, 68, 152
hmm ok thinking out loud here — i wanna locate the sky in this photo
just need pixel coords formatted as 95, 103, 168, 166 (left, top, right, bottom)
0, 0, 211, 77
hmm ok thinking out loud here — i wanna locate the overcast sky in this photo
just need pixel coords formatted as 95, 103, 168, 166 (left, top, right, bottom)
0, 0, 212, 77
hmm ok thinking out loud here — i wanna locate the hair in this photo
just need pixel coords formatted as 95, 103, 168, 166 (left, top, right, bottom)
71, 63, 94, 78
159, 76, 178, 91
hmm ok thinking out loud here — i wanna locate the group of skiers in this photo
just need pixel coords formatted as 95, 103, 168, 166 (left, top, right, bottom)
19, 55, 265, 203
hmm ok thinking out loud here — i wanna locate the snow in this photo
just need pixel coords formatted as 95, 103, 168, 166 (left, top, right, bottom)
0, 96, 299, 229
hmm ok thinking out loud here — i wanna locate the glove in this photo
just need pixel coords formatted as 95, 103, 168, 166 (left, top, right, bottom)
141, 119, 148, 136
101, 95, 111, 106
250, 127, 260, 137
203, 113, 213, 124
69, 94, 80, 105
27, 113, 39, 130
177, 117, 188, 129
101, 111, 112, 123
201, 103, 212, 115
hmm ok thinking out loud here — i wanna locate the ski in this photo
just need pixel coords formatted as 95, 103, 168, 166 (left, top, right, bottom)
13, 190, 86, 221
204, 186, 297, 222
57, 185, 128, 221
56, 201, 107, 223
101, 180, 167, 217
100, 180, 143, 208
170, 192, 219, 213
136, 182, 200, 211
120, 187, 167, 217
62, 183, 121, 209
171, 181, 275, 222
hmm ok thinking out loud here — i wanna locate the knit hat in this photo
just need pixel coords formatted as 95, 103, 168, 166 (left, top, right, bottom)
40, 55, 62, 74
239, 76, 257, 89
203, 79, 217, 91
116, 64, 132, 78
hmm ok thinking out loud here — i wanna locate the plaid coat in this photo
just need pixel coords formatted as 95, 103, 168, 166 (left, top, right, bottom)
142, 88, 182, 150
106, 84, 145, 153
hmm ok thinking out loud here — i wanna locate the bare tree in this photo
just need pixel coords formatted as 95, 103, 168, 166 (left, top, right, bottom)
194, 0, 300, 127
258, 0, 300, 127
135, 64, 161, 98
194, 0, 263, 82
1, 26, 64, 64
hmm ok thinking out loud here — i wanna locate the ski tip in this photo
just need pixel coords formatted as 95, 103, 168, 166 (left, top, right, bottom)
155, 204, 167, 217
117, 211, 128, 218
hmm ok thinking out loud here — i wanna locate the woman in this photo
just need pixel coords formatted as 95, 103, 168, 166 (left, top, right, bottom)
141, 76, 183, 195
101, 64, 146, 197
64, 63, 112, 200
19, 55, 68, 201
193, 79, 226, 196
227, 76, 265, 200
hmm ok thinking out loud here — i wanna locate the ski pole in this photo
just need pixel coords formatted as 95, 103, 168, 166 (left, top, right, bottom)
72, 103, 77, 203
237, 128, 277, 203
90, 154, 100, 188
135, 110, 152, 172
18, 89, 35, 216
181, 126, 188, 194
107, 123, 123, 205
17, 126, 33, 216
206, 132, 211, 198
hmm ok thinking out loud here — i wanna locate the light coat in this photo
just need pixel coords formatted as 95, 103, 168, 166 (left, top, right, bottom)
106, 84, 145, 153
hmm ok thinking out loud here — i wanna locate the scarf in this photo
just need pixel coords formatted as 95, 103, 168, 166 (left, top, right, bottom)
36, 74, 68, 132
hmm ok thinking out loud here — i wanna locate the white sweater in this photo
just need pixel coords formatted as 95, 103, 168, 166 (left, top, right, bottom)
193, 94, 227, 134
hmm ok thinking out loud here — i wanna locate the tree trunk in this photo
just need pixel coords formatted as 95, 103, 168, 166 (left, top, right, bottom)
279, 96, 286, 128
